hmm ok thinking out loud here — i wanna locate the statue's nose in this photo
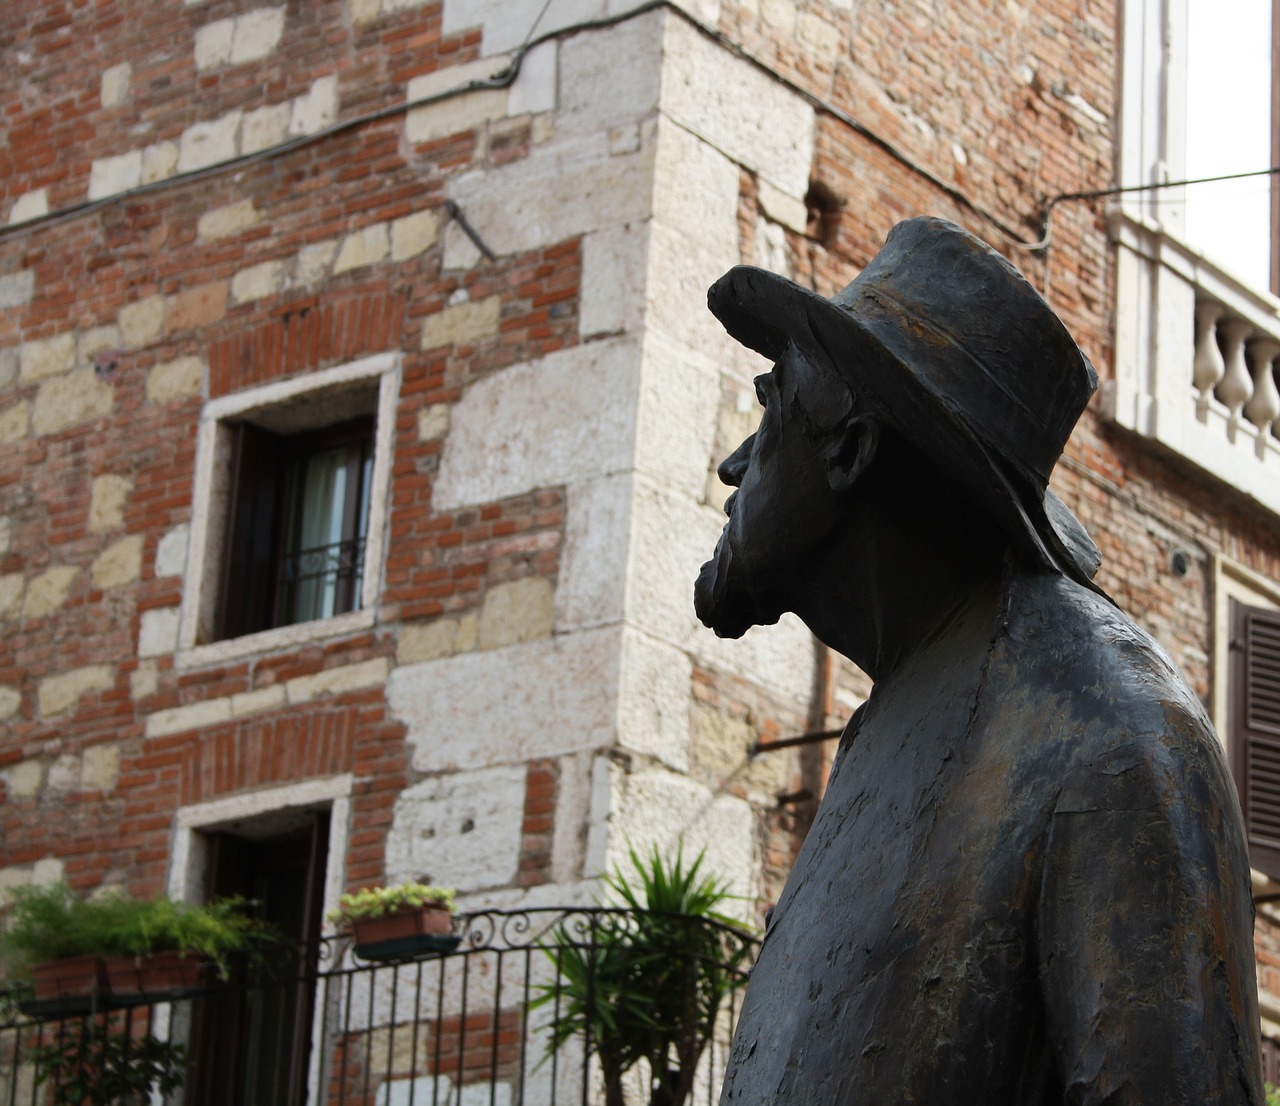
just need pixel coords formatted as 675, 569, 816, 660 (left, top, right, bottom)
718, 435, 754, 487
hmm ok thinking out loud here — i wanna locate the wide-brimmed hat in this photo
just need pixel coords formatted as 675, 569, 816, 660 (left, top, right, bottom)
707, 216, 1102, 590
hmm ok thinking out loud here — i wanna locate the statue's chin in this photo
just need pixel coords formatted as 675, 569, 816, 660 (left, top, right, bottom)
694, 537, 770, 640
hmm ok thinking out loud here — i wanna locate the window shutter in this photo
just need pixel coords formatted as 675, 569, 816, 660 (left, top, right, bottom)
1231, 601, 1280, 878
218, 422, 284, 640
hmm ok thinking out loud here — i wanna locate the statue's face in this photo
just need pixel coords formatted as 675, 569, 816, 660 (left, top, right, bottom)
695, 343, 853, 639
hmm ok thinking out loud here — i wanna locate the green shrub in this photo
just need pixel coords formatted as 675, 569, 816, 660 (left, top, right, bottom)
326, 882, 456, 927
0, 883, 269, 981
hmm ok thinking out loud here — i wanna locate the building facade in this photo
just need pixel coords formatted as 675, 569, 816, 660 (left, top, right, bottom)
1, 0, 1279, 1097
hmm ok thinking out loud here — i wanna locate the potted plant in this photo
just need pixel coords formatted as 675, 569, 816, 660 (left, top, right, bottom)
327, 881, 458, 960
529, 845, 755, 1106
0, 882, 269, 1009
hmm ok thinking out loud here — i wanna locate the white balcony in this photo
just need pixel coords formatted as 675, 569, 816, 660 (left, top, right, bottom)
1108, 209, 1280, 516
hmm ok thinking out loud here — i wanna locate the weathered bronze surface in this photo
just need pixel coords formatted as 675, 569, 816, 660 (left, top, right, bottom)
697, 218, 1263, 1104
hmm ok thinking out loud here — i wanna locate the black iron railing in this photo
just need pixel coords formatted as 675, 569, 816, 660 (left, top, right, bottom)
0, 907, 758, 1106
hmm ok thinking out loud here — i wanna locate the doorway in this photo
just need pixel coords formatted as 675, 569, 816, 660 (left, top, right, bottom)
187, 810, 330, 1106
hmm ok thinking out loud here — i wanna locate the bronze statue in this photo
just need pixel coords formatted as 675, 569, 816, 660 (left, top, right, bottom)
697, 218, 1264, 1104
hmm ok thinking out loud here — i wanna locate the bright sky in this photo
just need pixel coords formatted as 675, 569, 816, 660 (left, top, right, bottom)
1183, 0, 1274, 290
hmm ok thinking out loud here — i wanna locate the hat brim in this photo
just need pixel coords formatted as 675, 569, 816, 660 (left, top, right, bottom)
707, 266, 1102, 589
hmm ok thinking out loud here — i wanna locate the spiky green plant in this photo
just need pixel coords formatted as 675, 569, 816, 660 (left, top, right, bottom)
529, 845, 754, 1106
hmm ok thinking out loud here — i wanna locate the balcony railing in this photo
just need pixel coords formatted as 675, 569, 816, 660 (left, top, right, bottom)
0, 907, 758, 1106
1108, 209, 1280, 516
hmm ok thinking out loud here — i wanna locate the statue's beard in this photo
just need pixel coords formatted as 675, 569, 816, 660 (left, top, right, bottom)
694, 527, 779, 639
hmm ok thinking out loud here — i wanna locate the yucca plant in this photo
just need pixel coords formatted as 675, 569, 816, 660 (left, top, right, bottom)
529, 845, 754, 1106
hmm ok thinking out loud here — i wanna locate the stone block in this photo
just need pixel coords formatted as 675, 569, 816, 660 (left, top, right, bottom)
155, 524, 189, 577
433, 339, 637, 510
38, 664, 114, 717
477, 577, 554, 649
332, 223, 389, 274
580, 222, 648, 340
230, 8, 286, 64
141, 141, 179, 184
47, 754, 81, 793
506, 40, 557, 116
7, 760, 41, 799
197, 199, 259, 242
760, 0, 796, 30
8, 190, 48, 225
166, 281, 228, 332
118, 295, 166, 347
24, 567, 78, 619
0, 574, 23, 617
91, 534, 144, 589
231, 259, 284, 304
0, 349, 14, 389
89, 474, 132, 532
405, 57, 511, 143
100, 62, 131, 106
555, 474, 630, 632
441, 220, 482, 271
390, 209, 440, 261
130, 661, 158, 700
82, 744, 120, 792
416, 403, 450, 441
286, 657, 389, 704
146, 697, 233, 739
0, 402, 29, 445
0, 685, 20, 719
178, 110, 242, 173
88, 151, 142, 200
443, 140, 652, 256
690, 701, 786, 800
242, 101, 291, 153
652, 116, 739, 261
443, 0, 606, 56
0, 271, 34, 309
556, 10, 661, 136
294, 239, 337, 284
0, 516, 9, 554
193, 17, 234, 69
798, 11, 840, 59
231, 685, 286, 717
78, 326, 123, 368
289, 75, 338, 136
419, 295, 500, 349
385, 765, 527, 891
388, 628, 620, 773
633, 329, 720, 499
609, 767, 755, 912
350, 0, 381, 23
138, 606, 180, 657
147, 356, 204, 403
618, 628, 692, 770
400, 618, 459, 663
756, 178, 808, 233
660, 15, 814, 197
19, 333, 75, 382
32, 370, 114, 434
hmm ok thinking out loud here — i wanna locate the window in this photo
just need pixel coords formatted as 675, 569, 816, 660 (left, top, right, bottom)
219, 417, 374, 640
179, 353, 398, 663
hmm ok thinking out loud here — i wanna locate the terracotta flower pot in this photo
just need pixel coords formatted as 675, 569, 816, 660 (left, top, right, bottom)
30, 954, 108, 1001
350, 902, 452, 945
104, 950, 211, 997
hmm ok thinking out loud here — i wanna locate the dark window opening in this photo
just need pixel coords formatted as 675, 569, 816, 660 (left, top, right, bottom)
218, 416, 373, 641
1228, 599, 1280, 880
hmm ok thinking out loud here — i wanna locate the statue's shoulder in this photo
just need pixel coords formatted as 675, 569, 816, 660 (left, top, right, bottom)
1001, 571, 1229, 800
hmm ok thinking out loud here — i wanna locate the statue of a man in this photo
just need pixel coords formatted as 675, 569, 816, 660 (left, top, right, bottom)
697, 217, 1263, 1104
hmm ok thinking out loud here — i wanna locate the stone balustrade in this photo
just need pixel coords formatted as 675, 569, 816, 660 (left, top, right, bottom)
1109, 209, 1280, 515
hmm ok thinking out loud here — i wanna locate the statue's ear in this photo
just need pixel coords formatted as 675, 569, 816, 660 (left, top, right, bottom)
825, 414, 879, 493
